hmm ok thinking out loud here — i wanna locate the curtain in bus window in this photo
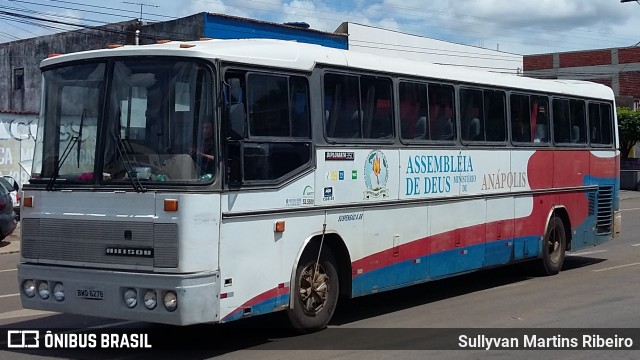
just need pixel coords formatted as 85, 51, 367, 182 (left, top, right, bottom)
484, 90, 506, 142
399, 82, 428, 140
428, 84, 455, 140
361, 76, 393, 139
461, 89, 484, 142
570, 99, 586, 144
324, 73, 360, 139
533, 96, 549, 143
599, 104, 613, 145
511, 94, 531, 143
589, 103, 613, 145
553, 99, 571, 143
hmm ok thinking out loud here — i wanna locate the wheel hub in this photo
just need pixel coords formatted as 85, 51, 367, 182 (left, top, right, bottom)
298, 264, 330, 314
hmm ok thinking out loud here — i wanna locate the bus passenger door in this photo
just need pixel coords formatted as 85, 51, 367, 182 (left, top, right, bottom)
484, 197, 515, 266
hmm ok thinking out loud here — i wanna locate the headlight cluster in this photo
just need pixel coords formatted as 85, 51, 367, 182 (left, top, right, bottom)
22, 280, 64, 301
122, 288, 177, 312
22, 279, 177, 313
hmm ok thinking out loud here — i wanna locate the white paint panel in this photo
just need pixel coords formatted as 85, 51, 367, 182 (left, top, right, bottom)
429, 199, 486, 236
167, 193, 220, 272
218, 209, 325, 318
486, 197, 515, 223
222, 173, 316, 212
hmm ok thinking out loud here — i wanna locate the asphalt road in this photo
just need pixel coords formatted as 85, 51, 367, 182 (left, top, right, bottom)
0, 195, 639, 359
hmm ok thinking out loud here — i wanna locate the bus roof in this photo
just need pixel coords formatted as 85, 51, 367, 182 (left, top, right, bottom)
41, 38, 615, 101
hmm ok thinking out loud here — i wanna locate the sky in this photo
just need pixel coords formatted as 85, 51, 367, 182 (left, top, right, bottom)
0, 0, 639, 55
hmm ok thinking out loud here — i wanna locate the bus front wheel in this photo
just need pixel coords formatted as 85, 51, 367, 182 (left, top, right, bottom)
538, 216, 567, 276
287, 244, 339, 332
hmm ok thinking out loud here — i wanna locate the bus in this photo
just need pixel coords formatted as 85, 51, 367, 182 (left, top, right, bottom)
18, 38, 621, 331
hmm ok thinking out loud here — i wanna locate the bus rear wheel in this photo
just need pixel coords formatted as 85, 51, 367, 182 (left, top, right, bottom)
538, 216, 566, 276
287, 245, 339, 332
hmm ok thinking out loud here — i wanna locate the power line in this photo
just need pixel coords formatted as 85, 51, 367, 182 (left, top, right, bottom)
122, 1, 159, 22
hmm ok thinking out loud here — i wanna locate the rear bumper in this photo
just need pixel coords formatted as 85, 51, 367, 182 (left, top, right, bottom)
18, 263, 220, 325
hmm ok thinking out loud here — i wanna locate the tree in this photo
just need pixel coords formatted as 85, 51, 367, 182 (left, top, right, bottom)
617, 107, 640, 159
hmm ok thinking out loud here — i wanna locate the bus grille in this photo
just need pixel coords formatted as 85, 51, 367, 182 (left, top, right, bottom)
596, 186, 613, 235
21, 218, 178, 268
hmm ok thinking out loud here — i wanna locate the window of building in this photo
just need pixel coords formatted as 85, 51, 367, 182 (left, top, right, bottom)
13, 68, 24, 91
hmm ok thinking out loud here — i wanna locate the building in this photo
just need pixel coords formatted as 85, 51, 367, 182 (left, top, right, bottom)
0, 13, 347, 114
337, 22, 523, 75
523, 47, 640, 109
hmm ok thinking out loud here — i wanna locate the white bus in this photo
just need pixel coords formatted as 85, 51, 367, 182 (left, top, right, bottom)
18, 38, 620, 331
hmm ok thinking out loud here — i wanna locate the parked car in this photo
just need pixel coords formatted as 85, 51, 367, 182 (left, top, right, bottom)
0, 182, 17, 241
0, 176, 20, 220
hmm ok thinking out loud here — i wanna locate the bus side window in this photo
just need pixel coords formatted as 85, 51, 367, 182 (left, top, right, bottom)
590, 103, 613, 145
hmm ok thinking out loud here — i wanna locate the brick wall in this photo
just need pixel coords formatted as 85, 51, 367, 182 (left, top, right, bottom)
586, 78, 613, 88
559, 50, 611, 68
523, 54, 553, 71
619, 47, 640, 64
620, 71, 640, 98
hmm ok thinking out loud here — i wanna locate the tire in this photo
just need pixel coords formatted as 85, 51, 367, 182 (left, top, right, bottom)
287, 244, 339, 332
538, 216, 567, 276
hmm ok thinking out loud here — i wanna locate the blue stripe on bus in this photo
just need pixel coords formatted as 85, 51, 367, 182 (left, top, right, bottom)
222, 293, 290, 323
351, 235, 542, 297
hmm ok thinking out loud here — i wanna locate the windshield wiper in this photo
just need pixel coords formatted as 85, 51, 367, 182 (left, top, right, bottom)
46, 135, 80, 191
111, 131, 146, 193
46, 109, 87, 191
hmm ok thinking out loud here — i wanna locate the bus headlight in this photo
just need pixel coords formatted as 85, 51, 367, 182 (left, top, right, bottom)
123, 288, 137, 308
38, 282, 50, 299
163, 291, 177, 312
53, 282, 65, 301
23, 280, 36, 298
143, 290, 157, 310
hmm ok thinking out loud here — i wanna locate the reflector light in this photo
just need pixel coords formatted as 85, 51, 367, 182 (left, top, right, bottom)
23, 196, 33, 208
180, 43, 195, 48
156, 39, 171, 44
274, 221, 285, 233
163, 199, 178, 212
47, 53, 62, 58
106, 44, 123, 49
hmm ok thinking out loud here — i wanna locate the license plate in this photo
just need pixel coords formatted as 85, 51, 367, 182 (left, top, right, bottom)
76, 287, 104, 300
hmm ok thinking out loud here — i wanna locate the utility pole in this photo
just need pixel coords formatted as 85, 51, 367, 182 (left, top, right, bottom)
122, 2, 159, 23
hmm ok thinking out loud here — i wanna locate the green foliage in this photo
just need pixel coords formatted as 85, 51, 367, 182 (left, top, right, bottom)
617, 107, 640, 159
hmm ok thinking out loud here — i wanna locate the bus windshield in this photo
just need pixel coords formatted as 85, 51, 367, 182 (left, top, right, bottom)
32, 59, 216, 186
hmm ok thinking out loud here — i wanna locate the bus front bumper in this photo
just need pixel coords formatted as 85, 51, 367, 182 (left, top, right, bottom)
18, 263, 220, 326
